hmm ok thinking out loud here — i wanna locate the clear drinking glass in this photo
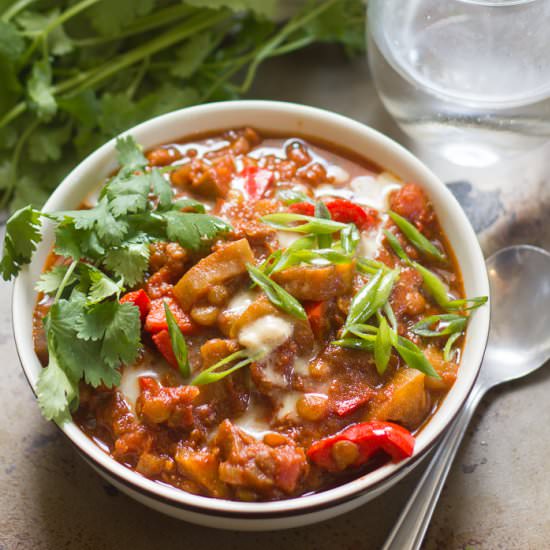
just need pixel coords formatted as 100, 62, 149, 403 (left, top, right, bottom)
367, 0, 550, 166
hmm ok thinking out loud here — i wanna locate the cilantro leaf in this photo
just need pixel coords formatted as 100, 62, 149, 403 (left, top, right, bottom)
107, 173, 151, 216
151, 169, 172, 210
86, 267, 123, 304
0, 21, 25, 61
0, 205, 42, 280
103, 241, 150, 286
163, 211, 232, 250
36, 344, 77, 422
76, 301, 141, 367
184, 0, 277, 18
170, 33, 215, 79
27, 59, 57, 120
115, 135, 148, 176
87, 0, 156, 36
35, 264, 77, 295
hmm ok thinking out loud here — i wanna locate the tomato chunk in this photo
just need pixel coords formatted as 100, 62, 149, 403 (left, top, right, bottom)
152, 330, 178, 369
120, 289, 151, 322
241, 166, 273, 199
307, 420, 414, 472
145, 297, 197, 334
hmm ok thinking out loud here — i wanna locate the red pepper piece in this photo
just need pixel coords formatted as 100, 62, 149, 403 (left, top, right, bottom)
288, 202, 315, 216
331, 393, 373, 417
138, 376, 159, 392
120, 289, 151, 322
325, 199, 378, 231
307, 420, 414, 472
304, 300, 329, 339
144, 297, 197, 334
151, 330, 179, 369
242, 166, 273, 199
288, 199, 378, 231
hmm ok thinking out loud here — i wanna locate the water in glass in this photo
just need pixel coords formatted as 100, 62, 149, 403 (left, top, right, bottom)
368, 0, 550, 166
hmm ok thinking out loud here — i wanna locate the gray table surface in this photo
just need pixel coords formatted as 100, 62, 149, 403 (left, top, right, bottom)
2, 47, 549, 550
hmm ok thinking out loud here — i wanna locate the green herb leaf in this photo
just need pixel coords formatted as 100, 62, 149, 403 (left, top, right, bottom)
35, 264, 77, 295
114, 135, 148, 176
374, 316, 392, 375
163, 211, 232, 250
261, 212, 348, 234
246, 263, 307, 320
103, 241, 150, 286
164, 301, 190, 377
389, 211, 445, 261
86, 267, 123, 304
191, 349, 258, 385
412, 314, 467, 337
394, 337, 440, 378
27, 59, 57, 120
0, 205, 42, 280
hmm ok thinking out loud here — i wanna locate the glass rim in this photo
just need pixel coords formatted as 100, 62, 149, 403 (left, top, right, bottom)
456, 0, 542, 6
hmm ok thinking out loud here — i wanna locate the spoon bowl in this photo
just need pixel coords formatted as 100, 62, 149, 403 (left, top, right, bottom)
482, 245, 550, 387
384, 244, 550, 550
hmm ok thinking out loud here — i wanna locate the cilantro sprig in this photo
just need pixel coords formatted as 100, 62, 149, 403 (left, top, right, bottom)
2, 135, 232, 422
0, 0, 366, 211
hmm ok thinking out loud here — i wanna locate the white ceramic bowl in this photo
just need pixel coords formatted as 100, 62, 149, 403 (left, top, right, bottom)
12, 100, 490, 531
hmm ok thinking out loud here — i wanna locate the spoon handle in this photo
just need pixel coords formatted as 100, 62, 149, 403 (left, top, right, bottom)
382, 383, 486, 550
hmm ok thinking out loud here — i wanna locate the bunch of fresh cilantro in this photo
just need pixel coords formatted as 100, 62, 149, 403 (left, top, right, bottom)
1, 135, 232, 421
0, 0, 365, 212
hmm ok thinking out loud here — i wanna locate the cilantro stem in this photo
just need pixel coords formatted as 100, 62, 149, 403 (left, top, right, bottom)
0, 119, 38, 209
0, 102, 27, 129
19, 0, 103, 67
54, 260, 78, 303
1, 0, 37, 22
71, 5, 198, 47
62, 11, 229, 97
239, 0, 339, 93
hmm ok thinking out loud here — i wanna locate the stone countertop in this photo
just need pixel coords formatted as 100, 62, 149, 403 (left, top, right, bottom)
1, 47, 549, 550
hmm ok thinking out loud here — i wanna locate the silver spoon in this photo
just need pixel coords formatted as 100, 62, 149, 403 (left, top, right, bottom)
383, 244, 550, 550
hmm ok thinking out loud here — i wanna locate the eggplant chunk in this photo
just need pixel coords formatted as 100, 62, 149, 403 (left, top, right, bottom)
174, 239, 254, 311
271, 262, 355, 301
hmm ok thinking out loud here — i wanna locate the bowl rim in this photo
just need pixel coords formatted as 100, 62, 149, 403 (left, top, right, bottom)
12, 99, 490, 517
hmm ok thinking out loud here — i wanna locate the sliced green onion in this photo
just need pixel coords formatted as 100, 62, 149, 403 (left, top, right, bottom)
332, 338, 375, 351
344, 268, 398, 331
191, 349, 258, 385
246, 263, 306, 320
374, 316, 392, 375
276, 189, 314, 205
389, 211, 446, 261
340, 223, 360, 255
315, 200, 333, 249
164, 301, 190, 377
446, 296, 488, 311
383, 229, 409, 262
269, 235, 315, 274
394, 336, 440, 378
444, 331, 462, 361
383, 301, 398, 332
412, 313, 467, 337
412, 262, 452, 308
357, 257, 389, 275
261, 213, 348, 234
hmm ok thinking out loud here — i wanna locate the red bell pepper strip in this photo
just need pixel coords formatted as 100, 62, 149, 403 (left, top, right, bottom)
304, 300, 328, 339
288, 199, 378, 231
120, 289, 151, 322
151, 330, 179, 369
145, 297, 197, 334
288, 201, 315, 216
307, 421, 414, 472
242, 166, 273, 199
